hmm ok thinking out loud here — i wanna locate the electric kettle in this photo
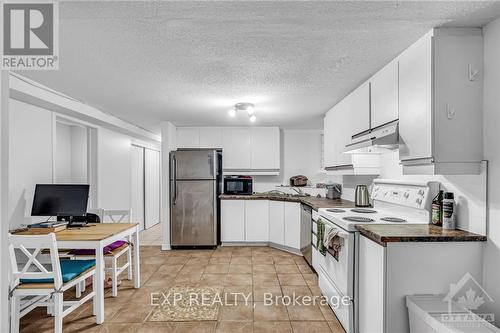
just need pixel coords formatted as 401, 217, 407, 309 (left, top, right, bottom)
355, 185, 370, 207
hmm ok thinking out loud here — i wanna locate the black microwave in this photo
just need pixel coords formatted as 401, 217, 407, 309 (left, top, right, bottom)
224, 176, 253, 195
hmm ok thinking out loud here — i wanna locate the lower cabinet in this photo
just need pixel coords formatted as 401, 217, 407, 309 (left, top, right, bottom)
221, 200, 245, 242
358, 235, 385, 333
245, 200, 269, 241
269, 201, 285, 245
221, 199, 302, 252
358, 234, 484, 333
284, 202, 301, 249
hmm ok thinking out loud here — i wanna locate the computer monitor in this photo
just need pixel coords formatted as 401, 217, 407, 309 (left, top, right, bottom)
31, 184, 90, 221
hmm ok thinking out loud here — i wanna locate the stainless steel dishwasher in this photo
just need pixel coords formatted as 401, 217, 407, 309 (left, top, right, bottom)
300, 204, 312, 265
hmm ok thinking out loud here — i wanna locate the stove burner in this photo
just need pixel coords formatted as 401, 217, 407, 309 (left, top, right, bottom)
351, 208, 377, 214
326, 208, 346, 213
380, 217, 407, 223
343, 216, 374, 223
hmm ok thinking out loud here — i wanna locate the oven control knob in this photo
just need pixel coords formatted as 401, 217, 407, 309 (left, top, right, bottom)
415, 198, 423, 205
404, 192, 410, 198
418, 189, 425, 196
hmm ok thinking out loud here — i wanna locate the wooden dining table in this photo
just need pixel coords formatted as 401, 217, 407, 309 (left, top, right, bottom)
16, 223, 141, 324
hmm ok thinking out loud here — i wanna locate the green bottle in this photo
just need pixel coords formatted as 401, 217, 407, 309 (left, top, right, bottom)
431, 190, 444, 226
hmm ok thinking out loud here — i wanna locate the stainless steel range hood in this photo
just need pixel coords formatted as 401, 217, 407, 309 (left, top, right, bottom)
344, 120, 399, 154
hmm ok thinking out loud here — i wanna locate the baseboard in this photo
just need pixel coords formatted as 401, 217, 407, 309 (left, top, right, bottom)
220, 241, 302, 256
161, 244, 171, 251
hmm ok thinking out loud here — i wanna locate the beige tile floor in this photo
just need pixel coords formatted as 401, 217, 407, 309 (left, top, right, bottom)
20, 245, 346, 333
140, 224, 163, 246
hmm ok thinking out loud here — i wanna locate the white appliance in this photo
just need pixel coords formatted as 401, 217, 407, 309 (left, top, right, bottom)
313, 179, 439, 333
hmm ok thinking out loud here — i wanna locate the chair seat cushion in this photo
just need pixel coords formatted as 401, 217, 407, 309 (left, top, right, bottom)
68, 240, 127, 256
20, 259, 96, 284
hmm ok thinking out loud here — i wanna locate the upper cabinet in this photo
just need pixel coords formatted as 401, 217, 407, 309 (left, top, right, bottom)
398, 29, 483, 174
199, 127, 223, 148
370, 60, 399, 128
323, 28, 483, 175
222, 127, 252, 170
324, 82, 379, 174
176, 127, 200, 148
398, 32, 433, 164
250, 127, 280, 170
177, 126, 280, 174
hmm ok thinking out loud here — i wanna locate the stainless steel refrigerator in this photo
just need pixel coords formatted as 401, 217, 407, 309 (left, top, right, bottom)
170, 149, 222, 247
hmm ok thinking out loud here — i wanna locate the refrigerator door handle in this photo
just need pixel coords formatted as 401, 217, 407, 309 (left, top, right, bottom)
173, 155, 178, 205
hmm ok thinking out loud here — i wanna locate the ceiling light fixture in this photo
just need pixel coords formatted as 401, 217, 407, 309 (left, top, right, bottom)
231, 103, 257, 122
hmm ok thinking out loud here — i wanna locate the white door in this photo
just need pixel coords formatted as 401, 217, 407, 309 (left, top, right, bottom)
269, 201, 285, 245
250, 127, 280, 170
284, 202, 301, 249
130, 145, 145, 230
144, 148, 160, 229
221, 200, 245, 242
371, 60, 399, 128
245, 200, 269, 241
222, 128, 251, 169
399, 32, 433, 162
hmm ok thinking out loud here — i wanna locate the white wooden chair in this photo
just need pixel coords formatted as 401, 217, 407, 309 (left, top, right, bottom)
9, 233, 96, 333
73, 209, 133, 297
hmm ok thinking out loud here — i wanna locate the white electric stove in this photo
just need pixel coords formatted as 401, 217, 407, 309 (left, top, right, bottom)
313, 179, 439, 333
318, 179, 440, 231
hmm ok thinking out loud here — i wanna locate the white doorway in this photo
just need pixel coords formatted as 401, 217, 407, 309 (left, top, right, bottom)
131, 145, 145, 231
145, 148, 160, 229
131, 145, 160, 231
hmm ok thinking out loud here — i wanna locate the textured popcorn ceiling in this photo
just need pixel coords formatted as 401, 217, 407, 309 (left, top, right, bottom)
19, 1, 500, 133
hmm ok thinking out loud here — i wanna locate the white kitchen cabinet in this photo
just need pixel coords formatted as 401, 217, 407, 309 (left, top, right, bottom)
284, 202, 301, 249
371, 60, 399, 128
358, 234, 386, 333
251, 127, 280, 170
222, 127, 252, 170
323, 110, 338, 169
245, 200, 269, 241
324, 82, 372, 171
221, 200, 245, 242
358, 234, 484, 333
221, 199, 301, 252
346, 81, 371, 135
398, 29, 483, 174
176, 127, 200, 148
199, 127, 222, 148
269, 201, 285, 245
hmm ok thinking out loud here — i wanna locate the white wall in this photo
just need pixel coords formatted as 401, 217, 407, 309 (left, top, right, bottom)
56, 122, 88, 184
482, 16, 500, 326
56, 122, 72, 182
71, 126, 88, 183
97, 128, 131, 211
9, 99, 54, 229
378, 150, 487, 235
1, 71, 10, 333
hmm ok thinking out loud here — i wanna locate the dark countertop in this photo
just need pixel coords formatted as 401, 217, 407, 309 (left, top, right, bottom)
219, 194, 355, 211
356, 224, 487, 247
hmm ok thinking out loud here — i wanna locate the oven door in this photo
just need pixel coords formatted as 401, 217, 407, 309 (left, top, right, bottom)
316, 216, 355, 333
